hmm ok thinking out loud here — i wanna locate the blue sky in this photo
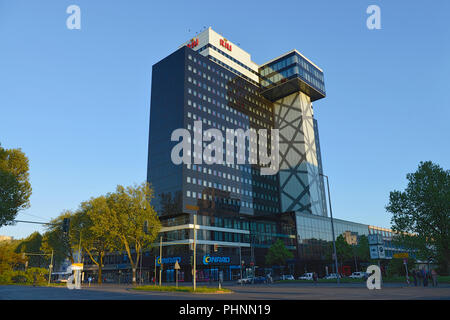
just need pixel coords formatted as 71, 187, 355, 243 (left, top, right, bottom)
0, 0, 449, 239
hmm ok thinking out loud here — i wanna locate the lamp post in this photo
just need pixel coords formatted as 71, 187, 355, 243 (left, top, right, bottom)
193, 214, 197, 291
319, 173, 340, 284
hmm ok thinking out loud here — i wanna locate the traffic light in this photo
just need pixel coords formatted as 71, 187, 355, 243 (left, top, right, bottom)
214, 243, 218, 252
62, 218, 70, 233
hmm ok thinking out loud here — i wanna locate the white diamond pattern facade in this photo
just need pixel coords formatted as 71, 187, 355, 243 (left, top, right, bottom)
274, 91, 327, 216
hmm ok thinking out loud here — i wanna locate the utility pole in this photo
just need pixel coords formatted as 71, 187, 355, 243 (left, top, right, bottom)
48, 250, 54, 286
78, 231, 82, 263
320, 173, 340, 284
159, 236, 162, 286
239, 245, 243, 286
193, 214, 197, 291
154, 257, 157, 286
251, 234, 255, 283
139, 249, 143, 285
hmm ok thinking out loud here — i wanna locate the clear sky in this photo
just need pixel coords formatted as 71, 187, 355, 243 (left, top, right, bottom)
1, 0, 449, 239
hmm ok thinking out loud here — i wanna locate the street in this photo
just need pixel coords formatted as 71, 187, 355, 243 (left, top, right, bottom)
1, 282, 449, 300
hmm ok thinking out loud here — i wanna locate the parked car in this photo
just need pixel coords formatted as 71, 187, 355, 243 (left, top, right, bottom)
298, 273, 314, 280
349, 272, 367, 279
324, 273, 340, 280
236, 277, 252, 284
281, 274, 295, 281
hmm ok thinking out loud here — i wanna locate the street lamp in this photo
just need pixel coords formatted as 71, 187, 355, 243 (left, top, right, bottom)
319, 173, 340, 284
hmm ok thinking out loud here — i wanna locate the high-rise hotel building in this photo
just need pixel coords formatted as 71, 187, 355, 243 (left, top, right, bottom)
147, 27, 332, 281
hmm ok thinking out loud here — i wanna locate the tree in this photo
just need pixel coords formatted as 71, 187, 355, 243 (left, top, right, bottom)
386, 161, 450, 274
71, 197, 119, 284
333, 234, 353, 272
15, 232, 45, 268
265, 239, 294, 268
0, 144, 32, 227
41, 211, 76, 266
386, 257, 416, 278
0, 239, 26, 273
95, 182, 161, 284
391, 233, 435, 270
354, 235, 370, 262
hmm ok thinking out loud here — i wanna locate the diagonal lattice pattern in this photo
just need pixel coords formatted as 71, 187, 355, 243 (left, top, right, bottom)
274, 91, 327, 216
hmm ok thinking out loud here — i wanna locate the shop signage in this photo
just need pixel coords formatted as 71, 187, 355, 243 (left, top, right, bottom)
369, 245, 385, 259
156, 256, 181, 266
203, 254, 230, 265
368, 234, 383, 245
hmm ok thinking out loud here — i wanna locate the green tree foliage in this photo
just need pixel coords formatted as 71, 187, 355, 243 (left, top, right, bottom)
71, 197, 120, 284
386, 257, 416, 277
265, 239, 294, 267
0, 267, 48, 285
391, 233, 434, 264
15, 232, 45, 268
386, 161, 450, 274
0, 144, 32, 226
354, 235, 370, 262
334, 234, 353, 264
94, 182, 161, 284
41, 211, 76, 265
0, 239, 26, 273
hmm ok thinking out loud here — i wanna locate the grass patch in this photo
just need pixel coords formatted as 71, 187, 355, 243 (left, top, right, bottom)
276, 278, 362, 284
384, 275, 450, 284
132, 285, 233, 294
0, 282, 67, 287
276, 275, 450, 284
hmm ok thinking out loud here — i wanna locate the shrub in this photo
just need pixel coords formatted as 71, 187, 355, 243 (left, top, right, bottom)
0, 268, 48, 285
11, 272, 28, 284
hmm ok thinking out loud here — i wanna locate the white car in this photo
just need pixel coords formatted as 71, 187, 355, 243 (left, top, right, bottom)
237, 277, 252, 284
281, 275, 295, 281
324, 273, 340, 280
349, 272, 367, 279
298, 273, 314, 280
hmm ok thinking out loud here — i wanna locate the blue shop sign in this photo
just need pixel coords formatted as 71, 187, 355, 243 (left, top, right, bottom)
203, 255, 231, 265
156, 256, 181, 266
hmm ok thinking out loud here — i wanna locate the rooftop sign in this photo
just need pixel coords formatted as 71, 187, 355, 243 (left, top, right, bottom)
219, 38, 232, 52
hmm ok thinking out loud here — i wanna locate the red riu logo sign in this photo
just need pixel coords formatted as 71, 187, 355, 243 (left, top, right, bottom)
187, 38, 199, 48
220, 39, 232, 51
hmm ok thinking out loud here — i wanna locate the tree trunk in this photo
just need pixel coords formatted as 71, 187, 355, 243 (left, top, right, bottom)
98, 253, 103, 285
122, 238, 136, 285
132, 268, 137, 284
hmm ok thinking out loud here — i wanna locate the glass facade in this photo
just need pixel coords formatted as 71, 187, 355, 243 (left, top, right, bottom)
368, 226, 418, 260
260, 51, 325, 97
295, 212, 369, 268
183, 50, 280, 217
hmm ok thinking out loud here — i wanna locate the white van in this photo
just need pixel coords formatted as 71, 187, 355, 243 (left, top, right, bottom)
298, 273, 314, 280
